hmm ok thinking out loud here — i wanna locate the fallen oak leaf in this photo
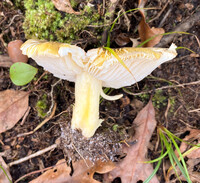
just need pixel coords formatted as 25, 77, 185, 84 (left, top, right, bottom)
178, 128, 200, 159
0, 90, 29, 133
0, 156, 12, 183
52, 0, 80, 15
30, 159, 115, 183
106, 100, 159, 183
138, 0, 165, 47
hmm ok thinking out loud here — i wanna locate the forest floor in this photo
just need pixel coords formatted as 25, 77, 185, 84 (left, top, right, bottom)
0, 0, 199, 182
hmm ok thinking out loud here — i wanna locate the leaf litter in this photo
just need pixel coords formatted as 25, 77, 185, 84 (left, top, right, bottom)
0, 156, 12, 183
13, 100, 159, 183
0, 90, 29, 133
51, 0, 80, 15
29, 159, 115, 183
138, 0, 165, 47
105, 99, 159, 183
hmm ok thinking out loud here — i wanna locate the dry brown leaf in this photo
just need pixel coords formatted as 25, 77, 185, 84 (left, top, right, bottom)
167, 128, 200, 182
106, 100, 159, 183
30, 159, 115, 183
0, 156, 12, 183
179, 128, 200, 159
52, 0, 80, 15
138, 0, 165, 47
115, 33, 131, 46
0, 90, 29, 133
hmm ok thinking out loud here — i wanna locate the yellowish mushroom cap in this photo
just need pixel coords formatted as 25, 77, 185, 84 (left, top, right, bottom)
86, 44, 177, 88
21, 39, 86, 82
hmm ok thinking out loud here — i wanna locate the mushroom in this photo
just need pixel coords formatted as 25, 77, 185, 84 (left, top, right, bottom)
21, 39, 177, 138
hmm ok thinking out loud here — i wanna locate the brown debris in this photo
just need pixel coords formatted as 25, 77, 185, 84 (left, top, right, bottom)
7, 40, 28, 63
51, 0, 80, 15
0, 90, 29, 133
29, 159, 115, 183
138, 0, 165, 47
0, 55, 12, 68
106, 100, 159, 183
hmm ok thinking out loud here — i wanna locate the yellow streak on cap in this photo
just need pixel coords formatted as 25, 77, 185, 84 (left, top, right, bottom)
22, 40, 71, 57
92, 47, 162, 67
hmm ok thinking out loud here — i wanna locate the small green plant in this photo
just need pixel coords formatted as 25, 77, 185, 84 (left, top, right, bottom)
10, 62, 38, 86
144, 126, 200, 183
36, 94, 48, 118
152, 90, 167, 109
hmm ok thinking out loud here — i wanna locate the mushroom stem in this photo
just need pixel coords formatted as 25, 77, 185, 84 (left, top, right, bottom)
71, 72, 103, 138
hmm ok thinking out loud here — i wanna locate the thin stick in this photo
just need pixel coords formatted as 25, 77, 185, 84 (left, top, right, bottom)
157, 11, 200, 47
47, 79, 61, 115
123, 80, 200, 96
188, 108, 200, 113
14, 160, 66, 183
34, 71, 48, 85
72, 143, 89, 168
17, 103, 57, 138
9, 144, 57, 167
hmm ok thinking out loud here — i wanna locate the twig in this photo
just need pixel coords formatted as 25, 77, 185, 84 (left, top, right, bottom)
165, 98, 171, 128
188, 108, 200, 113
14, 159, 66, 183
123, 80, 200, 96
34, 71, 48, 85
17, 103, 57, 138
0, 55, 12, 67
6, 14, 23, 28
20, 106, 31, 126
119, 5, 131, 31
47, 79, 61, 115
157, 11, 200, 47
158, 4, 172, 28
9, 143, 58, 167
71, 143, 89, 168
149, 1, 169, 23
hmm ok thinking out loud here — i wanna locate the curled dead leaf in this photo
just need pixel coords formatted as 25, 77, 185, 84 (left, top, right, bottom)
30, 159, 115, 183
52, 0, 80, 15
0, 90, 29, 133
178, 128, 200, 159
106, 100, 159, 183
138, 0, 165, 47
115, 33, 131, 46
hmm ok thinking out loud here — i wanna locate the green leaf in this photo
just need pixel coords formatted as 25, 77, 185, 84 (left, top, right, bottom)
10, 62, 38, 86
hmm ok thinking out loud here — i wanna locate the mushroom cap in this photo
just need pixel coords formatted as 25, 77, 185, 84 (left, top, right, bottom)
86, 44, 177, 88
21, 39, 177, 88
20, 39, 86, 82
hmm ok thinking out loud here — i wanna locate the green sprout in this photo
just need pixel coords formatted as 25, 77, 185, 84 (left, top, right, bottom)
144, 126, 200, 183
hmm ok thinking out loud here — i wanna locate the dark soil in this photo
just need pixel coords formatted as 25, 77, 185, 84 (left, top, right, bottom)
0, 0, 199, 182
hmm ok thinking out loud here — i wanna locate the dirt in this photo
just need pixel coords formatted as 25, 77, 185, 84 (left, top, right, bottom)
0, 0, 199, 182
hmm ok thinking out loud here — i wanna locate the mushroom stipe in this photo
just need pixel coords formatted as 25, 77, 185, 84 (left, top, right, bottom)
21, 39, 177, 138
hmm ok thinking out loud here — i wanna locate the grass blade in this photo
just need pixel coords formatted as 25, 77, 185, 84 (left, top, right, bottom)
168, 133, 192, 183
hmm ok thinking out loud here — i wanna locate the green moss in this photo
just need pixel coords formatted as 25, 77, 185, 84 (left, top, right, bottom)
169, 97, 176, 113
112, 124, 119, 132
36, 94, 48, 118
70, 0, 79, 8
23, 0, 101, 43
152, 90, 167, 109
